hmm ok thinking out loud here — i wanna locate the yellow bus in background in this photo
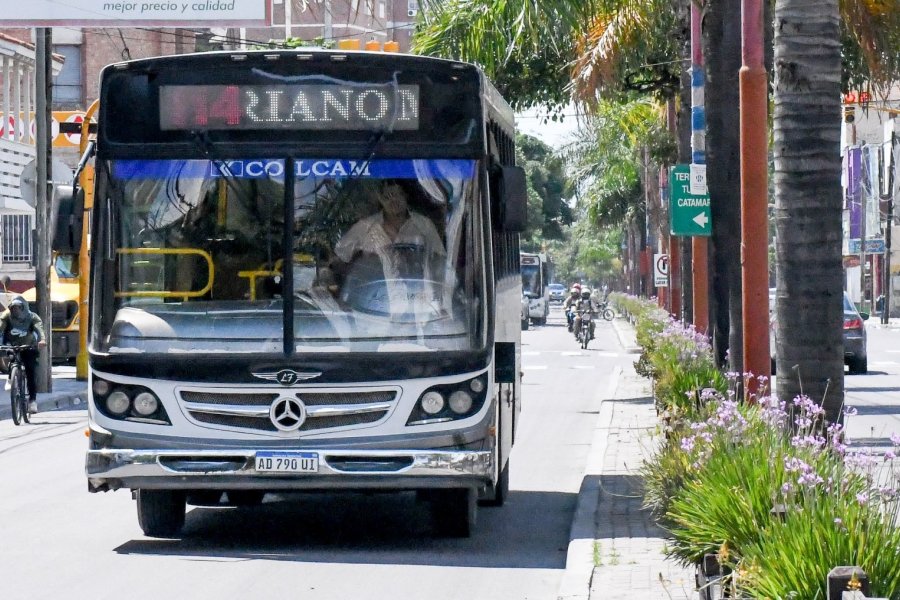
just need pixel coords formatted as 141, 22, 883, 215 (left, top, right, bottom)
21, 253, 80, 362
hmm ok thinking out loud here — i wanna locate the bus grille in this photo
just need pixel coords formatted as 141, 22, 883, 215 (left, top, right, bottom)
178, 389, 397, 434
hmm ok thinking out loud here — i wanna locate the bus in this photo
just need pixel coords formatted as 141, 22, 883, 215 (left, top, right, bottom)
520, 252, 550, 325
83, 49, 527, 538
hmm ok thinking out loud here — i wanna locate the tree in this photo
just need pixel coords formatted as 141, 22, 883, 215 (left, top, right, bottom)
773, 0, 845, 422
516, 134, 575, 248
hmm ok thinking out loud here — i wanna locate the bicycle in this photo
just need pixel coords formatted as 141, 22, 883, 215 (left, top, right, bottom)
4, 345, 32, 425
597, 302, 615, 322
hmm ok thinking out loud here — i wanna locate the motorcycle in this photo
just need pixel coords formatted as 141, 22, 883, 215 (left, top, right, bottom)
565, 306, 576, 332
575, 310, 593, 349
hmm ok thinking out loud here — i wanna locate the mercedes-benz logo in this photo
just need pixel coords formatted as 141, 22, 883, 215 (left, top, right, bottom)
269, 397, 307, 432
252, 369, 322, 386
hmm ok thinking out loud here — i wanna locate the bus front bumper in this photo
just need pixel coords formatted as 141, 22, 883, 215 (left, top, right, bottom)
86, 448, 494, 493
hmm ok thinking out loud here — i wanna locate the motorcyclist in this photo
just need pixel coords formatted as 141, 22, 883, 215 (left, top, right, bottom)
563, 286, 580, 332
573, 288, 599, 341
0, 296, 46, 413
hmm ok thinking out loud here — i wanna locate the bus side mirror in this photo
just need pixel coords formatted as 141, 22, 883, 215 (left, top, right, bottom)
52, 186, 85, 253
492, 165, 527, 232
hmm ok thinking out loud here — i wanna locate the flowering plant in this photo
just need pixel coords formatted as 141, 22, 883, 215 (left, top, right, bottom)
661, 388, 900, 599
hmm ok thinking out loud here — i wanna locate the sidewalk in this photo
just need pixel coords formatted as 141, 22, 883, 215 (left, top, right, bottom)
0, 364, 88, 420
558, 318, 695, 600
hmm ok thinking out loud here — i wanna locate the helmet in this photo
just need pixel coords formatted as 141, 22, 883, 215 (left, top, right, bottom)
573, 283, 582, 290
580, 289, 591, 300
570, 286, 579, 294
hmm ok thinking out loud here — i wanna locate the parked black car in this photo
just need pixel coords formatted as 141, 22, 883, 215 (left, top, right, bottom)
770, 291, 868, 374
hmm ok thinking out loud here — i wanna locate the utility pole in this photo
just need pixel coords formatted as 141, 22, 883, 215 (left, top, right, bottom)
739, 0, 769, 398
882, 119, 896, 324
859, 145, 869, 315
691, 0, 709, 334
35, 28, 52, 392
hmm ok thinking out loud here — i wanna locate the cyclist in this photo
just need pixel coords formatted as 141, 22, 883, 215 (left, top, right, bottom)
0, 296, 46, 413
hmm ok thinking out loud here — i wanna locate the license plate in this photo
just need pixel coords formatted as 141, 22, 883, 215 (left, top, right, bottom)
255, 451, 319, 473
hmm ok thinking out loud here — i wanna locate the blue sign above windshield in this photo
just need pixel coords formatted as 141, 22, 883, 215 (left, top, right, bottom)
112, 159, 476, 180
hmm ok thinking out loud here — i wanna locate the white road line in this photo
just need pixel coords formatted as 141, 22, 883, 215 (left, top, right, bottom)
572, 365, 596, 369
562, 351, 584, 356
596, 352, 619, 357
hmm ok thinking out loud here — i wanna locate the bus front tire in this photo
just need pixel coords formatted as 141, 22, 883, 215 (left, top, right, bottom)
136, 489, 186, 538
429, 488, 476, 538
478, 459, 509, 507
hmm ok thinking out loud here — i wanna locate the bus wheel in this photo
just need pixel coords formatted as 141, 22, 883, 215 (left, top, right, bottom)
430, 488, 476, 538
478, 459, 509, 507
136, 489, 186, 538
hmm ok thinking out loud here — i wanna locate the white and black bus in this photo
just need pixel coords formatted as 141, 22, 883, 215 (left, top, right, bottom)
84, 49, 526, 538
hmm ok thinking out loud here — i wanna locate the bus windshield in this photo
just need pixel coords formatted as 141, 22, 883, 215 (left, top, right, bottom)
94, 157, 485, 355
521, 264, 541, 297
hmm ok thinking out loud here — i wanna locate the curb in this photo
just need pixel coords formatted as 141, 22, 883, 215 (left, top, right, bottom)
611, 318, 642, 354
557, 366, 621, 600
0, 388, 88, 421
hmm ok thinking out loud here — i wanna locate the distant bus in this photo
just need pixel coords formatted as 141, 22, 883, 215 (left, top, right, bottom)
21, 253, 80, 362
520, 252, 550, 325
83, 49, 527, 538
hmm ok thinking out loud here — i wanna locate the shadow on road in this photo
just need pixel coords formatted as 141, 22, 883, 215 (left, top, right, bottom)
114, 488, 576, 569
846, 385, 900, 393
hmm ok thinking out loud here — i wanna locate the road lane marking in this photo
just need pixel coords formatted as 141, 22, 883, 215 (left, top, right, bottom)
572, 365, 596, 369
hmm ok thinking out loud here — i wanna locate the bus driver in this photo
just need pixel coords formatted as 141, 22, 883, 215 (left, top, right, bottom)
332, 180, 446, 316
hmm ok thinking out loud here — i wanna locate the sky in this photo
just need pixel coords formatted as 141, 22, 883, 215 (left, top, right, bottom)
515, 105, 583, 149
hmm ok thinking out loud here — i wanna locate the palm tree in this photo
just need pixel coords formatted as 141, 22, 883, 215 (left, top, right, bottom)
414, 0, 900, 392
772, 0, 844, 421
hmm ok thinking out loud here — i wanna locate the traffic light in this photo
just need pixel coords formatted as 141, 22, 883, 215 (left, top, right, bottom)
844, 105, 856, 123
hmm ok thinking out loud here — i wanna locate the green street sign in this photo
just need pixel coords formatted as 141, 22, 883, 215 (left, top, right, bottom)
669, 164, 711, 236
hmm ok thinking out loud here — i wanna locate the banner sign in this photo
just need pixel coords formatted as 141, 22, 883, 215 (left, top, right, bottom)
112, 159, 478, 180
2, 111, 89, 149
0, 1, 271, 26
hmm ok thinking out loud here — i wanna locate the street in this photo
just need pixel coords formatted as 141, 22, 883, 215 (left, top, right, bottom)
0, 305, 631, 600
844, 322, 900, 448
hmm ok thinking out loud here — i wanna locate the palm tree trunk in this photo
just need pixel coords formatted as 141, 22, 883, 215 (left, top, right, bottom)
773, 0, 844, 421
704, 0, 744, 371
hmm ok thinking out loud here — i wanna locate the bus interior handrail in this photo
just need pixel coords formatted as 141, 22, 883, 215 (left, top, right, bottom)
115, 247, 215, 300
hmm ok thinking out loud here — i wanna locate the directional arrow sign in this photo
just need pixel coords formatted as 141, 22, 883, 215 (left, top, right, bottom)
693, 212, 709, 228
670, 164, 712, 236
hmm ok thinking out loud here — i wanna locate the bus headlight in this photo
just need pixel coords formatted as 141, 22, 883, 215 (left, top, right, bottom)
91, 375, 171, 425
406, 373, 489, 426
92, 379, 111, 397
448, 390, 473, 414
132, 392, 159, 416
106, 391, 130, 415
420, 391, 445, 415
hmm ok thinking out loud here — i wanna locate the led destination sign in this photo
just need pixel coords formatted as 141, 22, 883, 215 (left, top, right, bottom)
159, 84, 420, 131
